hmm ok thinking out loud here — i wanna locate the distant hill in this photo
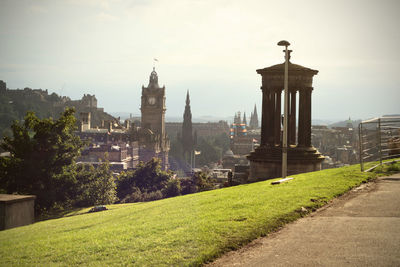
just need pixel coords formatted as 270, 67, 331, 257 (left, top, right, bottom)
328, 119, 362, 128
0, 80, 115, 138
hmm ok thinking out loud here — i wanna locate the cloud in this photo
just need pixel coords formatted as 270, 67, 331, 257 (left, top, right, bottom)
29, 5, 48, 14
95, 12, 119, 22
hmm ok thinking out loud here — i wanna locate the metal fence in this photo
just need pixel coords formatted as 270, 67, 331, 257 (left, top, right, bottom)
359, 116, 400, 171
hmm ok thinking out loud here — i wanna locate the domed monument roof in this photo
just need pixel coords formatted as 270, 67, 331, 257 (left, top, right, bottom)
257, 50, 318, 76
257, 62, 318, 75
256, 51, 319, 90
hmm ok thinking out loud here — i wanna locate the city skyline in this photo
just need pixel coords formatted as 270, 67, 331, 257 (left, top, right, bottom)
1, 0, 399, 122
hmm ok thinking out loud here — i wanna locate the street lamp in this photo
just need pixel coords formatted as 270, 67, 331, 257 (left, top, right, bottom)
277, 40, 290, 178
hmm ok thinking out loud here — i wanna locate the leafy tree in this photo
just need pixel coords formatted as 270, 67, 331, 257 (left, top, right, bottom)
0, 108, 83, 212
168, 135, 185, 171
194, 133, 230, 167
74, 162, 117, 207
116, 158, 174, 202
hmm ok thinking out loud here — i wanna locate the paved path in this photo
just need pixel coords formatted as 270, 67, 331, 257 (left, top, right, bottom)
209, 173, 400, 266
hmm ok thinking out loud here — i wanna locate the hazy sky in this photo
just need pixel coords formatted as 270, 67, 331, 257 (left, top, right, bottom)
1, 0, 399, 122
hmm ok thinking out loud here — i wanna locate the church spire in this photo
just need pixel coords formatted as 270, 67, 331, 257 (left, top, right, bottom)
182, 90, 194, 162
249, 104, 259, 129
186, 90, 190, 105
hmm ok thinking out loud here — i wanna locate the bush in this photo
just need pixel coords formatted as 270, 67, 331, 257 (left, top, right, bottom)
120, 187, 143, 203
162, 179, 181, 198
180, 178, 197, 195
116, 158, 175, 202
142, 190, 163, 202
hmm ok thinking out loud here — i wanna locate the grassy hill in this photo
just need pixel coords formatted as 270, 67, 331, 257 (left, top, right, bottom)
0, 163, 395, 266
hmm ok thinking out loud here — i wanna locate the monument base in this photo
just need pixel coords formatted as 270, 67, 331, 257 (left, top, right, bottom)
247, 145, 325, 182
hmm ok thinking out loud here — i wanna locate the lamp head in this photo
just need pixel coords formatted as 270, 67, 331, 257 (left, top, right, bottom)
277, 40, 290, 47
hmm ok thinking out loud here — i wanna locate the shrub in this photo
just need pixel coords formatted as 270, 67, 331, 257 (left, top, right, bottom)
162, 179, 181, 198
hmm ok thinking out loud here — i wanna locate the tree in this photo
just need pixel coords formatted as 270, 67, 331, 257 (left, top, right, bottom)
195, 133, 230, 167
116, 158, 174, 202
0, 108, 83, 212
74, 162, 117, 207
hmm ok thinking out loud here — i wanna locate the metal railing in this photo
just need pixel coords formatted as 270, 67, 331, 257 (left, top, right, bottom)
359, 116, 400, 171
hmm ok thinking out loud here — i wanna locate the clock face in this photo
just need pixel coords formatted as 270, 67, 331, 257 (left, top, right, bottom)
148, 96, 156, 105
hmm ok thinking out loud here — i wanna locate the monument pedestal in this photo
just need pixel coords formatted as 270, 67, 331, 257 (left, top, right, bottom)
247, 145, 325, 182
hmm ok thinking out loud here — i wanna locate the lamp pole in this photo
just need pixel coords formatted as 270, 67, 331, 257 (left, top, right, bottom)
277, 40, 290, 178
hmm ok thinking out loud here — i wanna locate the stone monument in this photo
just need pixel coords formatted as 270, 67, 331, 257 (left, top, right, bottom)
247, 50, 324, 181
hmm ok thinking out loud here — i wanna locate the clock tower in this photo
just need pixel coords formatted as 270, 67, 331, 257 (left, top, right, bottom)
140, 67, 169, 169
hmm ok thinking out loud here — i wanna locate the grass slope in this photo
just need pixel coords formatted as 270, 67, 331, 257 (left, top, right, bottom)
0, 163, 390, 266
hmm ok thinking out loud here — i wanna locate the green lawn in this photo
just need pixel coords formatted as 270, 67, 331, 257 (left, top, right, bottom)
0, 162, 396, 266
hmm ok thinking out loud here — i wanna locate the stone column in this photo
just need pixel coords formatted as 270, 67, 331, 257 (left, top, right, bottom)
260, 88, 268, 146
289, 90, 297, 145
261, 88, 275, 146
274, 90, 281, 145
297, 88, 306, 147
267, 89, 275, 146
304, 88, 313, 147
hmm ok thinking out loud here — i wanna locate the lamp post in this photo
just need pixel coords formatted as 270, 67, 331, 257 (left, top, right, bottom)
277, 40, 290, 178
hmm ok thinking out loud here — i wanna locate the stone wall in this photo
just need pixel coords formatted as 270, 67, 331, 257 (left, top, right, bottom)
0, 194, 36, 230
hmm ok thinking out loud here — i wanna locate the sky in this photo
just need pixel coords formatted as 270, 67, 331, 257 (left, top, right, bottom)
0, 0, 399, 122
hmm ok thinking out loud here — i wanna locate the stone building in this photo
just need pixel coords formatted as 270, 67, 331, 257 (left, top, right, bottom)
139, 67, 170, 170
229, 111, 260, 156
230, 111, 251, 155
76, 113, 140, 171
81, 94, 98, 108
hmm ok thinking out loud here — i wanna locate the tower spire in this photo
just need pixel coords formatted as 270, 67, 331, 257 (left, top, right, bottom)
186, 90, 190, 105
249, 104, 259, 129
182, 90, 194, 163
